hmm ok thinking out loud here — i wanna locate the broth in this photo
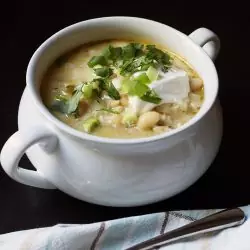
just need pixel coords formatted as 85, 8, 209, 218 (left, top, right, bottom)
41, 40, 204, 138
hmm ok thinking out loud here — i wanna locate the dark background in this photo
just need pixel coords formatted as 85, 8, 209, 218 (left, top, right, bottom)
1, 1, 250, 234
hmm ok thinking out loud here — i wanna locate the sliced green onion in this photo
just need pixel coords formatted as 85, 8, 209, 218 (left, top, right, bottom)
92, 80, 100, 90
121, 78, 134, 94
133, 82, 149, 97
82, 117, 100, 133
133, 72, 150, 84
122, 113, 138, 127
82, 84, 94, 99
121, 78, 149, 97
88, 56, 107, 68
146, 66, 159, 82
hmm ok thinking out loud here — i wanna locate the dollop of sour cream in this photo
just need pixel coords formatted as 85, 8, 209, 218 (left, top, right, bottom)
128, 69, 190, 114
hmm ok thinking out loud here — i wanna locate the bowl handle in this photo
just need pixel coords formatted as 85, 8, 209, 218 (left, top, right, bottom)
189, 28, 220, 61
0, 127, 57, 189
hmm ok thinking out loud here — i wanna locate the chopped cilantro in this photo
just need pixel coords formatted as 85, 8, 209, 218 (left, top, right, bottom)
94, 66, 112, 77
97, 108, 120, 114
140, 90, 162, 104
106, 81, 120, 100
88, 56, 107, 68
51, 90, 83, 116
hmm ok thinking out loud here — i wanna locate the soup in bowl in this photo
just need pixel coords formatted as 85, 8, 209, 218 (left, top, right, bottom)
0, 17, 222, 206
41, 40, 204, 138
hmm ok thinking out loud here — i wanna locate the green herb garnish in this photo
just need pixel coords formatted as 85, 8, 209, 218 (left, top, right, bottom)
83, 117, 100, 133
52, 42, 169, 122
133, 72, 150, 85
54, 94, 68, 102
119, 44, 171, 76
51, 90, 83, 115
122, 44, 136, 60
95, 78, 120, 100
133, 82, 149, 97
122, 113, 138, 127
82, 84, 94, 99
102, 45, 122, 61
51, 99, 69, 114
94, 66, 112, 77
121, 78, 149, 97
106, 81, 120, 100
110, 46, 122, 60
97, 108, 120, 114
67, 91, 83, 114
140, 90, 162, 104
102, 46, 112, 59
88, 56, 107, 68
121, 43, 144, 61
84, 43, 168, 106
146, 66, 159, 82
120, 56, 153, 76
145, 45, 171, 71
121, 78, 134, 94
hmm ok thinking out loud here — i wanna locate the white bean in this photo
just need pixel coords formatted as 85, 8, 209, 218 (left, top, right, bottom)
137, 111, 160, 130
190, 78, 203, 91
155, 104, 172, 114
158, 114, 167, 125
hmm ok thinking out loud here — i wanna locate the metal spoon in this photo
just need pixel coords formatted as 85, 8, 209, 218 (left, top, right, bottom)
125, 208, 245, 250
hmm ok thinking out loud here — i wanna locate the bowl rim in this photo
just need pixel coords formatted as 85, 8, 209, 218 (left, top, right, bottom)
26, 16, 219, 145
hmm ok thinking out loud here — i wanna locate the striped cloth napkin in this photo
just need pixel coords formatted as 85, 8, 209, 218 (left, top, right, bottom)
0, 206, 249, 250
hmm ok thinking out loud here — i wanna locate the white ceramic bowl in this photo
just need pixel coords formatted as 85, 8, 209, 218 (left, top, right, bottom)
0, 17, 222, 206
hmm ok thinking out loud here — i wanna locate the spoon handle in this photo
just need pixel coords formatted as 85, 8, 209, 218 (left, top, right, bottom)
125, 208, 245, 250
